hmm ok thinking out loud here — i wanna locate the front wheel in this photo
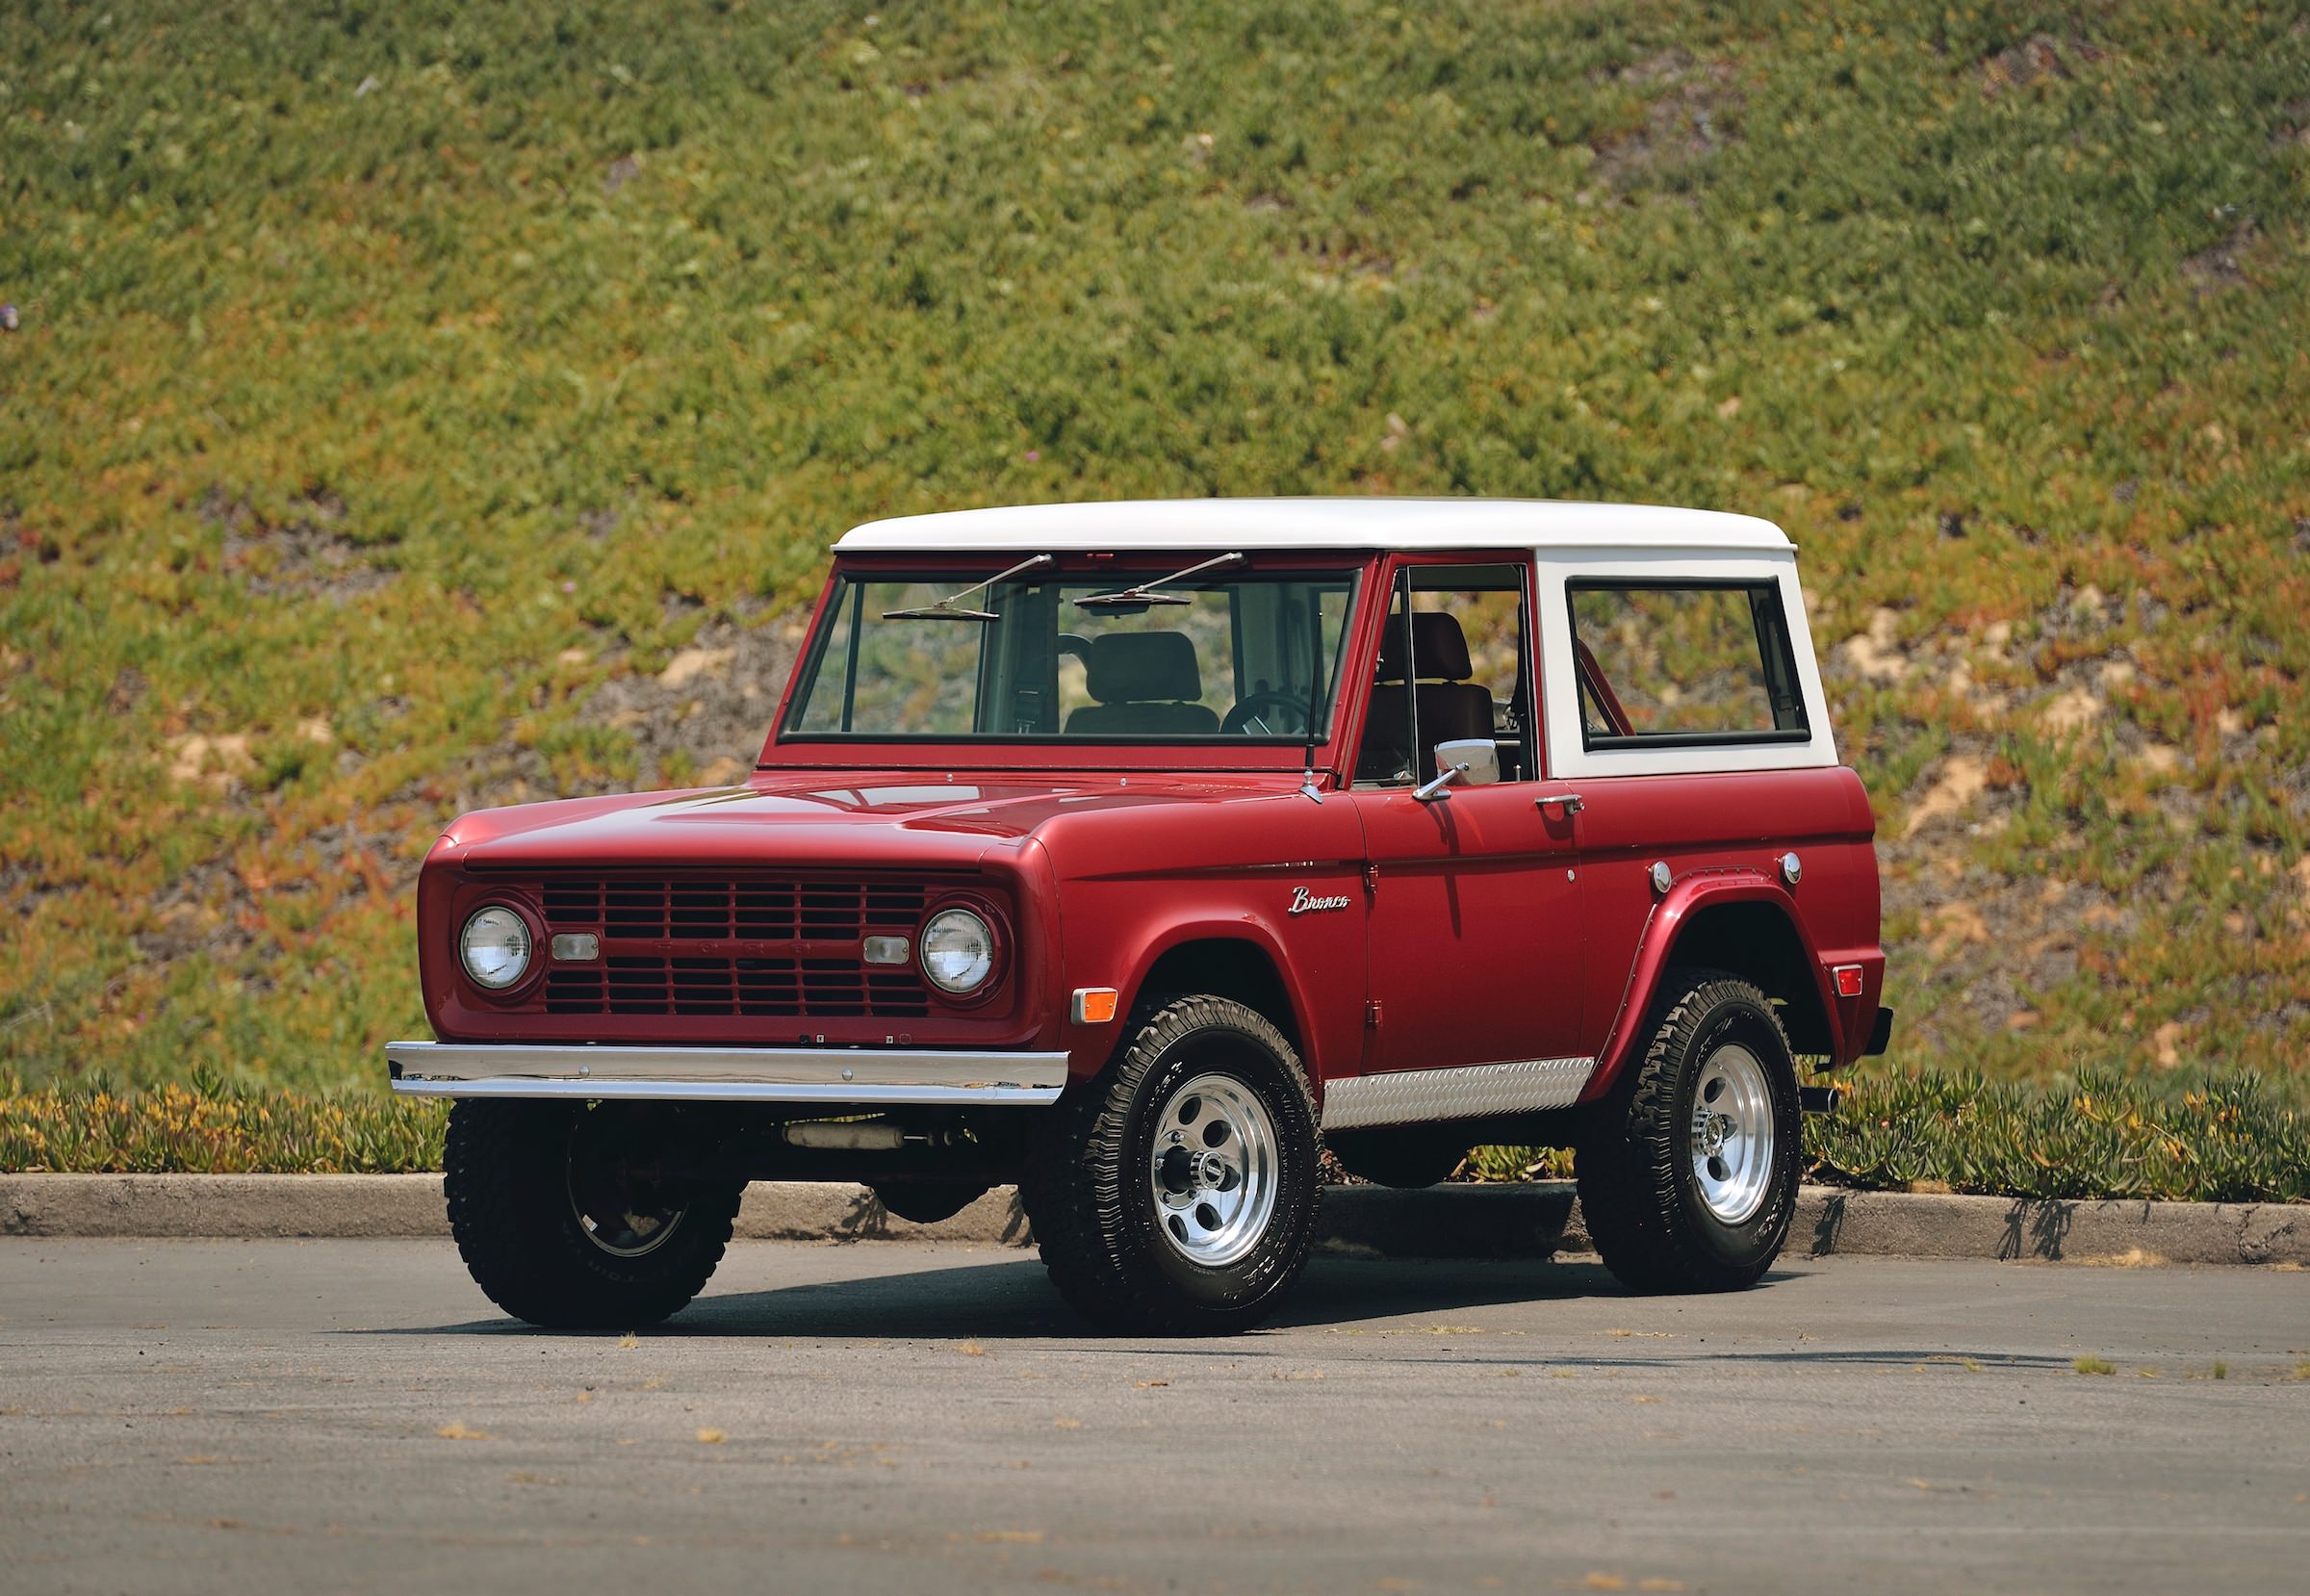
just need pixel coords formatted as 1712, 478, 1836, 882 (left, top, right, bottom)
444, 1099, 743, 1329
1576, 970, 1802, 1294
1022, 995, 1321, 1334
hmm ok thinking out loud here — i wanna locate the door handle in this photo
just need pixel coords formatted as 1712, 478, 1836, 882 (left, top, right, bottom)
1534, 792, 1584, 815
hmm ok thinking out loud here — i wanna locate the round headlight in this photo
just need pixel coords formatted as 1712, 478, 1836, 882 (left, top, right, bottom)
919, 908, 994, 995
459, 906, 532, 991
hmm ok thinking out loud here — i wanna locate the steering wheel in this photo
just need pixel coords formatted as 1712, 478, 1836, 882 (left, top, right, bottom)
1221, 689, 1315, 737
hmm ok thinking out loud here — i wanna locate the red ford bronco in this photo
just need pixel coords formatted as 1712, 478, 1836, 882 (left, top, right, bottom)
391, 499, 1890, 1333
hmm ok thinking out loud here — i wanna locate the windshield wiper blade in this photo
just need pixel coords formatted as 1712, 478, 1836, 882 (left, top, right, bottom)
882, 553, 1054, 621
1073, 551, 1245, 609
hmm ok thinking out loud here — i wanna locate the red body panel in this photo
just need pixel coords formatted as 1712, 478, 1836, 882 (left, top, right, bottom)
413, 552, 1886, 1109
1350, 783, 1583, 1071
1561, 766, 1884, 1094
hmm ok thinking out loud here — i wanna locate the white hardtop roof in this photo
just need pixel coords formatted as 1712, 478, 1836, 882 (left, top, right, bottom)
834, 498, 1791, 555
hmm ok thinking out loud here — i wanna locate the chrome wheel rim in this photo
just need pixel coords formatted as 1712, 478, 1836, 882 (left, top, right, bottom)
566, 1147, 687, 1259
1148, 1072, 1279, 1268
1689, 1043, 1774, 1225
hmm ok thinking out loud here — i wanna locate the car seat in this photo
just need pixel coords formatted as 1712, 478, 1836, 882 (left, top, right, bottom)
1356, 611, 1495, 783
1065, 632, 1221, 736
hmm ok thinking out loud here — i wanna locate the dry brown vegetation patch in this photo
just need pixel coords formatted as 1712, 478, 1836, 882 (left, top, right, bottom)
1979, 32, 2101, 96
1881, 810, 2153, 1048
206, 488, 398, 603
2179, 219, 2262, 296
1903, 754, 1990, 838
163, 732, 255, 791
2276, 99, 2310, 148
1832, 573, 2300, 1069
1592, 49, 1741, 191
134, 816, 421, 972
573, 608, 808, 788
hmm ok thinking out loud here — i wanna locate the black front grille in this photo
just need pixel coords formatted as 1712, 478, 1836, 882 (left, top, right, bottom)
539, 879, 931, 941
521, 875, 938, 1019
540, 956, 932, 1019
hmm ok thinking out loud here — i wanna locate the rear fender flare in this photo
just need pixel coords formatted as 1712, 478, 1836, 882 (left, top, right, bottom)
1578, 872, 1844, 1103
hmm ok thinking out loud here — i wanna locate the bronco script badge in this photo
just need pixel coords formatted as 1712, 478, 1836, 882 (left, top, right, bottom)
1288, 886, 1350, 915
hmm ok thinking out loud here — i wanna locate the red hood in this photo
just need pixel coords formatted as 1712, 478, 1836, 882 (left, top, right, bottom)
433, 770, 1299, 872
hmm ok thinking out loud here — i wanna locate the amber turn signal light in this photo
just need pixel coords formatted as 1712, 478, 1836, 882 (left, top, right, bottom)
1072, 988, 1119, 1025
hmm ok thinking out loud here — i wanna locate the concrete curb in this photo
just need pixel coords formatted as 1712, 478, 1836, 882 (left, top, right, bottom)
1797, 1187, 2310, 1267
0, 1175, 1034, 1247
2, 1175, 2303, 1265
1, 1174, 453, 1240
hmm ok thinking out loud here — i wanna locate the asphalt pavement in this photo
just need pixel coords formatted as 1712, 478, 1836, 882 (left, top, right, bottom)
2, 1239, 2306, 1595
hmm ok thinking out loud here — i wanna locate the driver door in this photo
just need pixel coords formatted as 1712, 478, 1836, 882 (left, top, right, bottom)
1347, 557, 1585, 1078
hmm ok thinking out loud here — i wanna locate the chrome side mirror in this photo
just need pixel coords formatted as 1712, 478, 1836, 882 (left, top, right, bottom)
1413, 738, 1499, 802
1438, 737, 1500, 786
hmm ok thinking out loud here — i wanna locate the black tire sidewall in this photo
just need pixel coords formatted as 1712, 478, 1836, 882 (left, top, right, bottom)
555, 1108, 715, 1284
1664, 991, 1802, 1274
1116, 1008, 1321, 1316
445, 1099, 739, 1328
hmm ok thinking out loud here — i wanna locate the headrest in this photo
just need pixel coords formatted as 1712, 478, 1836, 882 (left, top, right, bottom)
1085, 631, 1203, 705
1374, 611, 1474, 683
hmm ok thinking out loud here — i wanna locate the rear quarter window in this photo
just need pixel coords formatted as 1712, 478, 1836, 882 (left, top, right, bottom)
1568, 580, 1809, 748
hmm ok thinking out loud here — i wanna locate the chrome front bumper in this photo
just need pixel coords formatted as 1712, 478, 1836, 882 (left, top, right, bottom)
385, 1042, 1070, 1106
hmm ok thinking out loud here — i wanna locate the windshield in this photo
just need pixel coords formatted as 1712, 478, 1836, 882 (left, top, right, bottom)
784, 564, 1359, 742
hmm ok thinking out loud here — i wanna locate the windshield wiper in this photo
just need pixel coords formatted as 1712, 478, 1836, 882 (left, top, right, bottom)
881, 553, 1055, 622
1073, 552, 1245, 610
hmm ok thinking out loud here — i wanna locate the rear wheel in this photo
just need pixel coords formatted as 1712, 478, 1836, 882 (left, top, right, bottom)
444, 1099, 743, 1329
1022, 995, 1321, 1334
1576, 970, 1802, 1294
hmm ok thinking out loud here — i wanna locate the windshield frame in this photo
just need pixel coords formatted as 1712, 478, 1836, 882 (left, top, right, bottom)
763, 552, 1377, 772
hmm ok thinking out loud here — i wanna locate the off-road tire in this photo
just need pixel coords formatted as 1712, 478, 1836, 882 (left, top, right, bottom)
1021, 995, 1322, 1335
444, 1099, 743, 1330
1576, 970, 1802, 1295
1326, 1126, 1470, 1189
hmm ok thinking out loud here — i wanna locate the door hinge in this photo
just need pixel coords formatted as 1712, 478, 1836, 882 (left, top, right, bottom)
1362, 862, 1380, 896
1365, 999, 1383, 1029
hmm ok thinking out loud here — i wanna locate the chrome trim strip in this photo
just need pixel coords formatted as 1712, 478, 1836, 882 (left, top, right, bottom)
391, 1077, 1065, 1106
385, 1041, 1068, 1105
1321, 1056, 1595, 1130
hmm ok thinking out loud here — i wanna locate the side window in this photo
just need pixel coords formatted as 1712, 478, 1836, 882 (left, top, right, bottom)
1355, 563, 1537, 786
1568, 581, 1809, 747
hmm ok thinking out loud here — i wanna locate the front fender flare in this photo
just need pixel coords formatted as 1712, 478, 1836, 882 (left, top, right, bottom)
1097, 914, 1327, 1086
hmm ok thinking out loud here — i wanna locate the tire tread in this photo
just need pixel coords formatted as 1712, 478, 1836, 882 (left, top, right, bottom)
1021, 995, 1319, 1334
1577, 969, 1799, 1295
444, 1100, 740, 1330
